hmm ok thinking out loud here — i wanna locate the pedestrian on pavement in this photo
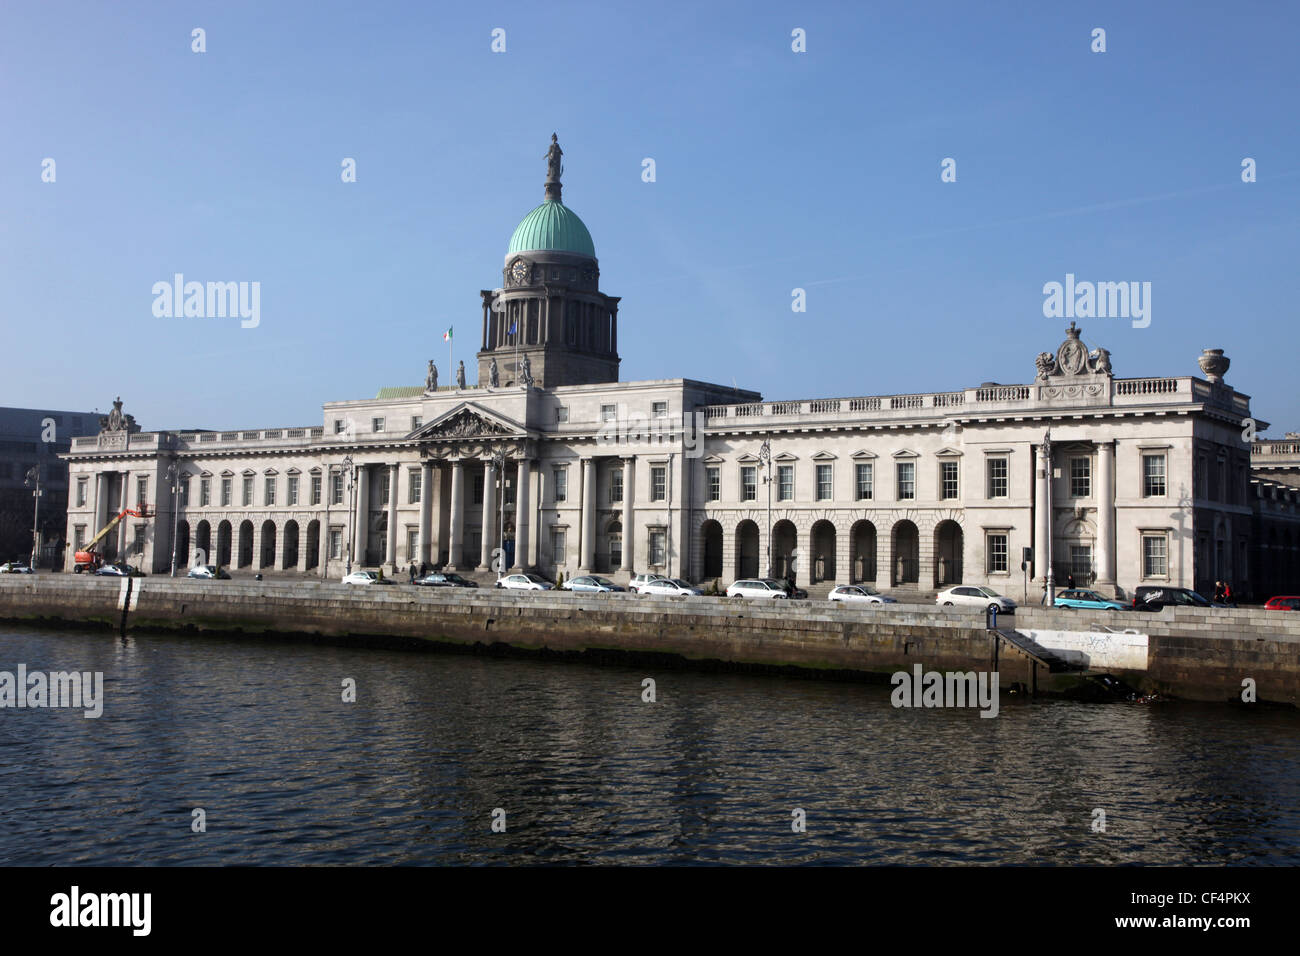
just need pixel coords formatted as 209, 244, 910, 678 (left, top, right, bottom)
408, 562, 416, 583
1213, 581, 1225, 603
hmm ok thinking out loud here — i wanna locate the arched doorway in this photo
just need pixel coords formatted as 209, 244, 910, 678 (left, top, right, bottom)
934, 520, 963, 587
260, 521, 277, 569
772, 520, 797, 580
237, 520, 254, 569
850, 520, 877, 583
283, 521, 299, 570
892, 520, 919, 586
175, 521, 190, 572
735, 520, 759, 579
194, 521, 211, 567
217, 521, 232, 569
811, 520, 836, 584
305, 520, 320, 571
701, 520, 723, 579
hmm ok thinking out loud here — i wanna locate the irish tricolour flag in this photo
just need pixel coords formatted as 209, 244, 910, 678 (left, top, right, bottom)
442, 327, 453, 341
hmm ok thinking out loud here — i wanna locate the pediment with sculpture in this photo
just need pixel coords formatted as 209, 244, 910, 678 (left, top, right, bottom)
1034, 322, 1112, 401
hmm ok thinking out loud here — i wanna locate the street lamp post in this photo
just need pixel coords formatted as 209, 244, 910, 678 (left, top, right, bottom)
24, 466, 41, 571
165, 461, 181, 577
491, 448, 507, 580
343, 455, 356, 575
758, 440, 772, 578
1043, 430, 1056, 606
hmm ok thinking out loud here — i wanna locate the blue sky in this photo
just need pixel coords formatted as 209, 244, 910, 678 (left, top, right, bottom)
2, 0, 1296, 433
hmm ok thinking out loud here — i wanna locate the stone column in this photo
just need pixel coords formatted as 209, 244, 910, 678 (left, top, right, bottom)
620, 457, 635, 572
514, 458, 531, 570
449, 459, 464, 568
579, 457, 596, 572
93, 473, 108, 541
480, 459, 497, 569
386, 463, 399, 571
418, 461, 434, 566
354, 465, 370, 567
117, 470, 130, 559
318, 518, 330, 579
1096, 440, 1116, 594
1034, 445, 1050, 591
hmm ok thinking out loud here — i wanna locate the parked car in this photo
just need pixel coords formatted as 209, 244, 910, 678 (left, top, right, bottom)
562, 575, 626, 592
1130, 587, 1220, 611
187, 565, 231, 580
1264, 595, 1300, 611
0, 562, 33, 574
628, 573, 667, 593
726, 579, 789, 600
415, 571, 478, 588
497, 573, 555, 591
342, 570, 393, 585
94, 563, 145, 577
936, 585, 1016, 613
766, 578, 808, 599
639, 577, 703, 596
828, 584, 897, 605
1053, 588, 1126, 611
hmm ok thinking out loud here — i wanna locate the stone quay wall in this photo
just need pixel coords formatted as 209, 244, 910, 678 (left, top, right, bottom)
0, 578, 1295, 706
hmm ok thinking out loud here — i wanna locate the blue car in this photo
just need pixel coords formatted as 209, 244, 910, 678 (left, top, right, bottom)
1054, 588, 1126, 611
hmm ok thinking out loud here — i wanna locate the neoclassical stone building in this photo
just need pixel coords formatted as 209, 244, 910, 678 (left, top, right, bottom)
63, 140, 1264, 600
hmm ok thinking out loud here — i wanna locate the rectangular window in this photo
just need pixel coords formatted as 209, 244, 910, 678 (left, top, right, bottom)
178, 477, 190, 507
264, 476, 276, 506
987, 533, 1008, 573
600, 404, 617, 423
651, 466, 666, 501
472, 475, 483, 505
411, 416, 422, 431
778, 465, 795, 501
610, 468, 623, 504
1070, 544, 1093, 578
220, 477, 230, 506
407, 528, 419, 561
896, 462, 915, 500
76, 477, 87, 507
741, 466, 757, 501
132, 525, 146, 556
288, 476, 299, 505
707, 467, 720, 501
816, 463, 833, 501
1143, 454, 1166, 497
310, 475, 322, 505
74, 526, 86, 551
1142, 534, 1168, 577
551, 528, 567, 564
1070, 457, 1091, 498
242, 477, 253, 506
940, 461, 959, 500
329, 528, 343, 560
137, 476, 149, 506
409, 469, 421, 504
649, 529, 666, 567
201, 479, 212, 507
334, 419, 346, 434
652, 401, 668, 418
987, 458, 1008, 498
372, 417, 385, 432
553, 468, 567, 502
330, 474, 344, 505
855, 462, 873, 501
556, 405, 569, 423
379, 472, 391, 506
609, 534, 622, 569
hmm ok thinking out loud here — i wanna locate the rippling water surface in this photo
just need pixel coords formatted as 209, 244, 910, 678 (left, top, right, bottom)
1, 626, 1297, 865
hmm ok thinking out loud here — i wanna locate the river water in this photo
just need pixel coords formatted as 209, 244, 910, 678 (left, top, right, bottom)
1, 625, 1296, 865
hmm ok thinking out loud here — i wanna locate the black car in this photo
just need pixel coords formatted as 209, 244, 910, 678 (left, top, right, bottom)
765, 578, 808, 600
1131, 586, 1224, 611
415, 571, 478, 588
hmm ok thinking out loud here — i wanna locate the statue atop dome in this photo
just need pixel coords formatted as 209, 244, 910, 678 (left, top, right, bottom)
544, 133, 564, 201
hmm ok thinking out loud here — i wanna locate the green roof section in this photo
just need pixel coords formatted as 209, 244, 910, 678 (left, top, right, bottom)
375, 386, 427, 399
507, 199, 596, 258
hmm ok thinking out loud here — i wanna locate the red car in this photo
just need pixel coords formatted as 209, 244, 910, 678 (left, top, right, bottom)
1264, 595, 1300, 610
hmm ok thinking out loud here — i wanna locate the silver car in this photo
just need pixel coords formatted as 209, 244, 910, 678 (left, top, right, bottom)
725, 579, 788, 599
639, 577, 703, 596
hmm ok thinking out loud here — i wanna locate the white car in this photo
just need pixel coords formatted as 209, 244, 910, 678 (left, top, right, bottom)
0, 562, 33, 574
828, 585, 896, 605
936, 585, 1016, 613
187, 565, 230, 580
639, 577, 703, 597
498, 573, 555, 591
628, 573, 667, 593
562, 575, 625, 592
726, 579, 788, 600
342, 570, 393, 585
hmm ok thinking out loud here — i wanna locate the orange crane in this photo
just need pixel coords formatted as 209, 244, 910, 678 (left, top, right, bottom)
73, 505, 153, 573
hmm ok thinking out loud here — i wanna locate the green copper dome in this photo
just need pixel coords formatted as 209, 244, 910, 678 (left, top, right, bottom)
507, 199, 596, 259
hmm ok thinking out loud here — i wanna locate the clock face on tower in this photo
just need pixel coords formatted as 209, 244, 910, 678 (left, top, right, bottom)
510, 259, 529, 285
